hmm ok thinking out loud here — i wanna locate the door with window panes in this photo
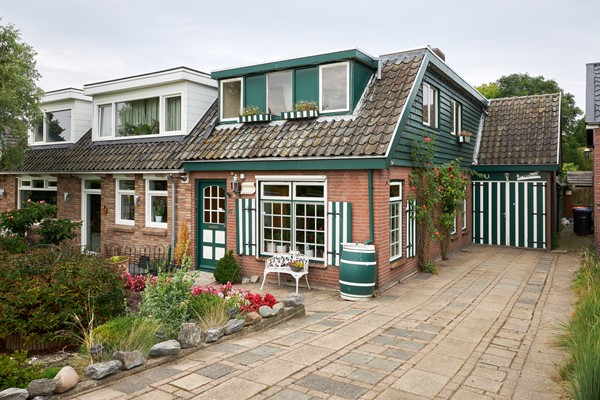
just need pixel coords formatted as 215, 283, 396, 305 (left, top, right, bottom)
260, 182, 325, 260
197, 181, 227, 271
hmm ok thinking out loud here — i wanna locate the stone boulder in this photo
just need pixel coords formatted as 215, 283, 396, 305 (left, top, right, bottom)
250, 275, 260, 283
112, 350, 145, 370
54, 366, 79, 393
84, 360, 123, 380
204, 327, 225, 343
258, 305, 276, 318
225, 319, 245, 335
244, 312, 262, 325
178, 323, 201, 349
272, 303, 285, 315
283, 293, 304, 307
0, 388, 28, 400
26, 379, 56, 398
149, 340, 181, 357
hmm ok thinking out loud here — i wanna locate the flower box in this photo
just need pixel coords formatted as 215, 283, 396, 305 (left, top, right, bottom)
281, 110, 319, 120
457, 135, 471, 143
237, 114, 272, 123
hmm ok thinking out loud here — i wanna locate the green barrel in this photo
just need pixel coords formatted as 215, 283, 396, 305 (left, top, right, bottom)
339, 243, 376, 301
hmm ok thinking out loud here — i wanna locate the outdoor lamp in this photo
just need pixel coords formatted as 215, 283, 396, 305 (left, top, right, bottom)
230, 174, 241, 196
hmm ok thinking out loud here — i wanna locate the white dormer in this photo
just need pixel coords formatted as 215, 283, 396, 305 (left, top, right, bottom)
31, 88, 92, 145
83, 67, 217, 141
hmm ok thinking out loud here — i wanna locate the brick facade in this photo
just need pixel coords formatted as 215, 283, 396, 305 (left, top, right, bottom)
594, 128, 600, 251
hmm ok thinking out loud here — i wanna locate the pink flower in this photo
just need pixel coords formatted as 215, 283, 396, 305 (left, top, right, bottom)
411, 186, 416, 191
40, 200, 45, 204
424, 137, 431, 142
422, 205, 427, 210
435, 231, 440, 236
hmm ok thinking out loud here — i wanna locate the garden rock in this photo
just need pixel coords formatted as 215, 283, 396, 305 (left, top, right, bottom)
225, 319, 245, 335
241, 277, 250, 284
0, 388, 28, 400
54, 366, 79, 393
259, 305, 276, 318
26, 379, 56, 397
84, 360, 123, 380
250, 275, 260, 283
272, 302, 284, 315
112, 350, 145, 370
31, 396, 50, 400
283, 293, 304, 307
204, 327, 225, 343
245, 312, 261, 325
149, 340, 181, 357
178, 323, 201, 348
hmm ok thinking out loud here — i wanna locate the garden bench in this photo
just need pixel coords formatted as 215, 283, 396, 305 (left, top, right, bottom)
260, 250, 310, 294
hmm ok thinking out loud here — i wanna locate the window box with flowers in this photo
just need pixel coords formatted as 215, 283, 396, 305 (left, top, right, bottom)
281, 100, 319, 120
457, 130, 473, 143
238, 106, 272, 123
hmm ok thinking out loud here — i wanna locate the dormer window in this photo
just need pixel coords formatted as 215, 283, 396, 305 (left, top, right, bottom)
267, 71, 293, 115
320, 62, 349, 113
34, 109, 72, 143
220, 78, 243, 121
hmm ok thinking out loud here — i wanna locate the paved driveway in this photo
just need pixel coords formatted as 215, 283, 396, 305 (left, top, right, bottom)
71, 245, 579, 399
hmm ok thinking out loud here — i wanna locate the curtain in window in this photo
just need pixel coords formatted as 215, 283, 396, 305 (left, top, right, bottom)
117, 98, 159, 136
165, 97, 181, 132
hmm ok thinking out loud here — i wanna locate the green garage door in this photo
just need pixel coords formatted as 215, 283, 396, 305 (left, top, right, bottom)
473, 180, 546, 249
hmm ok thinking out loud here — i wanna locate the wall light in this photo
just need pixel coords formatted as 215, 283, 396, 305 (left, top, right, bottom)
0, 188, 5, 199
230, 174, 241, 196
64, 192, 70, 202
134, 195, 140, 206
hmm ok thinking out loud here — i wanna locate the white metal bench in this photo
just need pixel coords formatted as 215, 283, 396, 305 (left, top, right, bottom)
260, 250, 310, 294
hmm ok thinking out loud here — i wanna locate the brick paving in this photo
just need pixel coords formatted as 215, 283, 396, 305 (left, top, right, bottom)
67, 241, 586, 399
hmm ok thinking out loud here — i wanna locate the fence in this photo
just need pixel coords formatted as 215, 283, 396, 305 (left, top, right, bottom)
103, 244, 171, 275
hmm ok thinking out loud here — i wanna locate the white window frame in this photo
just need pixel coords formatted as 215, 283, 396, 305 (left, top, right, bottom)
422, 82, 438, 128
219, 77, 243, 122
462, 197, 467, 230
115, 178, 135, 226
145, 178, 168, 229
451, 213, 457, 235
319, 62, 350, 113
164, 95, 182, 133
258, 177, 327, 261
32, 108, 73, 145
451, 99, 462, 135
390, 181, 403, 261
17, 176, 57, 208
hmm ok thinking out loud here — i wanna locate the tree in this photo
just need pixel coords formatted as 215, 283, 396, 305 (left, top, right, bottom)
0, 20, 44, 169
476, 73, 587, 170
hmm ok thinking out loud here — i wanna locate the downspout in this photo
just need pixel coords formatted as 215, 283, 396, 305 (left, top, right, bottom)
168, 175, 177, 261
365, 170, 375, 245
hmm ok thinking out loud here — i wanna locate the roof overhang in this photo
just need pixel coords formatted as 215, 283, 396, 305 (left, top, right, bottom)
183, 156, 387, 172
43, 88, 91, 103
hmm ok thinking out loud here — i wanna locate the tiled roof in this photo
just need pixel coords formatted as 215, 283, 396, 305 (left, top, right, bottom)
567, 171, 593, 186
476, 94, 560, 166
585, 62, 600, 124
183, 51, 425, 161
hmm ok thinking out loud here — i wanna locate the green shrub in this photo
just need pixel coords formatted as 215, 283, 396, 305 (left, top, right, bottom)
39, 366, 62, 379
213, 250, 240, 284
0, 350, 42, 390
189, 294, 229, 330
93, 316, 161, 356
140, 265, 194, 338
0, 201, 56, 236
38, 218, 82, 245
0, 235, 28, 254
0, 246, 125, 343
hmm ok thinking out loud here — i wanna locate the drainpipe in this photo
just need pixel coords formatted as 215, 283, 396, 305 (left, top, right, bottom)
365, 170, 375, 245
168, 175, 177, 261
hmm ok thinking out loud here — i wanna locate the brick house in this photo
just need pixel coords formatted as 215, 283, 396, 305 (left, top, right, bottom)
0, 47, 561, 292
586, 62, 600, 250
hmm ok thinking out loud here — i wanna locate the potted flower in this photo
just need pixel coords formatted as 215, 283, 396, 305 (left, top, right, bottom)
289, 261, 304, 272
153, 199, 165, 223
457, 130, 473, 143
282, 100, 319, 120
106, 255, 130, 271
238, 106, 272, 123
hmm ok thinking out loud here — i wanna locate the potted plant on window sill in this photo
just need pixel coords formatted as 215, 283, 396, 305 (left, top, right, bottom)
281, 100, 319, 120
153, 200, 166, 223
457, 130, 473, 143
238, 106, 272, 123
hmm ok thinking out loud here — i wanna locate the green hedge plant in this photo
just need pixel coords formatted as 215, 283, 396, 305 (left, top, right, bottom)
213, 250, 241, 284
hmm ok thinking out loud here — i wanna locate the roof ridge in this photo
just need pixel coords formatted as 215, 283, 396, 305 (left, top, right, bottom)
489, 93, 560, 102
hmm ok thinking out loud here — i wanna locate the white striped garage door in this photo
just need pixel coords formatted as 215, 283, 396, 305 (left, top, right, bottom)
472, 181, 546, 249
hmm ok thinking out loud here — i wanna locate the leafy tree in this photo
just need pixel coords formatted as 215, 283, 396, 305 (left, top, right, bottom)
476, 73, 587, 170
0, 19, 44, 169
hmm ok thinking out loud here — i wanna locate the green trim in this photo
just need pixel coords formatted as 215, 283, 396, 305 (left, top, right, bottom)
183, 158, 386, 172
212, 49, 377, 79
472, 165, 559, 172
366, 170, 374, 245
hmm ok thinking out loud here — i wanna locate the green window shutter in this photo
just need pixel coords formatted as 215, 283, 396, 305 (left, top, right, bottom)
406, 199, 417, 258
236, 198, 256, 256
327, 201, 352, 266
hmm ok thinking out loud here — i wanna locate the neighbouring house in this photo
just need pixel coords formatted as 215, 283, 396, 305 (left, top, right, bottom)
0, 47, 561, 292
586, 62, 600, 250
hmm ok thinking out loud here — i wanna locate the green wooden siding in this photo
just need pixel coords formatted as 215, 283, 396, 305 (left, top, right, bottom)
244, 75, 266, 112
294, 67, 318, 104
352, 61, 373, 109
392, 68, 485, 169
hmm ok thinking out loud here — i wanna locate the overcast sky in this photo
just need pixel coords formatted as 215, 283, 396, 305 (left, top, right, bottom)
3, 0, 598, 110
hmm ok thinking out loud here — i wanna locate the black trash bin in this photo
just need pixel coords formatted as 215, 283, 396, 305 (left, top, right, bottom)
573, 207, 593, 236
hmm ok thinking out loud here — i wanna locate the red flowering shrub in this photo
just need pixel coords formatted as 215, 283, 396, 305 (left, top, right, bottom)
191, 282, 277, 314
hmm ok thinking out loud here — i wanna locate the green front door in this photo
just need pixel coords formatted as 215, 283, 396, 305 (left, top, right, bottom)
197, 181, 227, 271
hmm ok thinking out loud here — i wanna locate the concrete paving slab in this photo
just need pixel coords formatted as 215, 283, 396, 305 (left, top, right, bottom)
392, 368, 449, 397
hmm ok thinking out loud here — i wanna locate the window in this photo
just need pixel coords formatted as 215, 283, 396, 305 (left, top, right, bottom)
267, 71, 293, 115
18, 177, 57, 207
260, 181, 325, 260
146, 179, 167, 228
220, 78, 243, 121
116, 97, 159, 136
451, 213, 457, 235
165, 96, 181, 132
390, 182, 403, 260
422, 83, 438, 128
116, 179, 135, 225
462, 197, 467, 230
34, 109, 72, 143
99, 105, 113, 137
320, 62, 349, 113
451, 99, 462, 135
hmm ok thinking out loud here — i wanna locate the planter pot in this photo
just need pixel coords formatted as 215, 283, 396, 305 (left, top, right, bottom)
457, 135, 471, 143
238, 114, 272, 123
281, 110, 319, 120
155, 216, 163, 223
276, 245, 287, 253
107, 256, 130, 271
289, 265, 303, 272
266, 242, 276, 253
305, 248, 315, 257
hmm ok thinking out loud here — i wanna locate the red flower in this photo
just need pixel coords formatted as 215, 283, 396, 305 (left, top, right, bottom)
435, 231, 440, 236
411, 186, 416, 191
422, 205, 427, 210
424, 137, 431, 142
448, 166, 453, 172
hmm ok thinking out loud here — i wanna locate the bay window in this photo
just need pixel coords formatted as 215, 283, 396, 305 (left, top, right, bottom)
116, 179, 135, 225
320, 62, 349, 113
390, 181, 403, 260
146, 179, 168, 228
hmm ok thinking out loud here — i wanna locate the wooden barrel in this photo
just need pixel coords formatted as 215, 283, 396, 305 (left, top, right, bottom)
339, 243, 376, 301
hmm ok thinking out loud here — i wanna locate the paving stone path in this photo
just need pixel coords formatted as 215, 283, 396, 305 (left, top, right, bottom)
69, 245, 580, 400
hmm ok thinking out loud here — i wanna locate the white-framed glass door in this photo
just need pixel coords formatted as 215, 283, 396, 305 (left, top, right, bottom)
81, 178, 102, 252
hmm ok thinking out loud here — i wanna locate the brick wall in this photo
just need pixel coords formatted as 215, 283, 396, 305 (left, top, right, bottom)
0, 175, 18, 211
594, 128, 600, 251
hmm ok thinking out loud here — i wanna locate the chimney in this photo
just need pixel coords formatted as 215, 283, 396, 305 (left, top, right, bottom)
431, 48, 445, 61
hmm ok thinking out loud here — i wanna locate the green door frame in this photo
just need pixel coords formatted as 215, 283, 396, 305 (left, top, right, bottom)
196, 180, 227, 271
